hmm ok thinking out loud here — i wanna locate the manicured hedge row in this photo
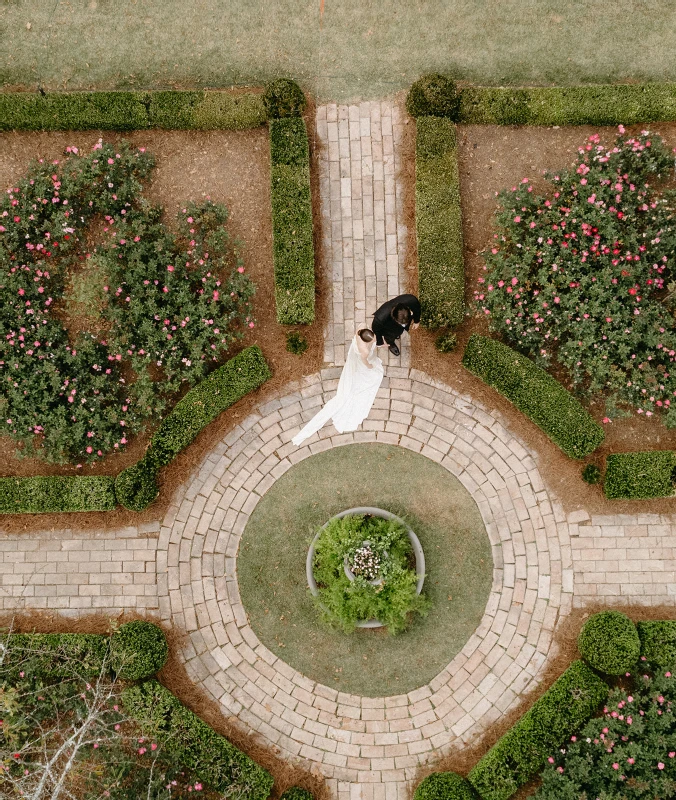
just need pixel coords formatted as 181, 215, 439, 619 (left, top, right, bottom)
467, 661, 608, 800
603, 450, 676, 499
462, 335, 605, 459
0, 90, 267, 131
414, 772, 477, 800
415, 116, 464, 328
638, 620, 676, 667
0, 476, 117, 514
269, 117, 315, 324
122, 679, 273, 800
457, 83, 676, 126
115, 346, 272, 511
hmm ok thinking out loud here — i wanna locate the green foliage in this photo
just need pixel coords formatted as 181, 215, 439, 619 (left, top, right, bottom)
477, 131, 676, 423
269, 118, 315, 324
0, 632, 109, 680
0, 476, 116, 513
114, 452, 160, 512
286, 330, 309, 355
415, 117, 464, 328
582, 463, 602, 484
279, 788, 314, 800
192, 92, 267, 129
311, 513, 430, 635
0, 91, 149, 131
458, 84, 676, 126
414, 772, 478, 800
534, 670, 676, 800
110, 621, 168, 680
578, 611, 641, 675
637, 620, 676, 668
462, 335, 605, 459
263, 78, 307, 119
435, 331, 458, 353
604, 450, 676, 499
407, 74, 461, 119
467, 660, 609, 800
146, 90, 203, 128
122, 679, 273, 799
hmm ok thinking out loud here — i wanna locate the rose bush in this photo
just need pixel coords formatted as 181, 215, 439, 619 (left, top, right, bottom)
477, 129, 676, 422
0, 141, 253, 464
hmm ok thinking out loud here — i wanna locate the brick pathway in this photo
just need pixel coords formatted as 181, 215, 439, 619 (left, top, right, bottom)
1, 100, 676, 798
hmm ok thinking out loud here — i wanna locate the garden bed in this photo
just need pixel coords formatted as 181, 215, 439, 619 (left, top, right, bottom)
0, 127, 324, 529
408, 121, 676, 514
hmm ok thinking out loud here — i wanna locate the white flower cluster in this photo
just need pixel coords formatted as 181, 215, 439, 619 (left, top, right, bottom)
350, 544, 381, 581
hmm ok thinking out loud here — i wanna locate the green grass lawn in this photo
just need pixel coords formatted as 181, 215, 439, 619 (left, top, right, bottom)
237, 443, 492, 696
3, 1, 676, 101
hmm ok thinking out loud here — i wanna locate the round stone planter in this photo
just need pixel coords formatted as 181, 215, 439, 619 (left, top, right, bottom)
306, 506, 425, 629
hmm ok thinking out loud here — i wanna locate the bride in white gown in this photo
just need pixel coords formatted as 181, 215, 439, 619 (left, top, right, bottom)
292, 329, 384, 446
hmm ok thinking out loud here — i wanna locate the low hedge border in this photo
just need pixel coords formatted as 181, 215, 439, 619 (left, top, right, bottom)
0, 89, 267, 131
415, 116, 464, 329
269, 117, 315, 324
122, 679, 273, 800
603, 450, 676, 500
461, 335, 605, 460
0, 476, 116, 514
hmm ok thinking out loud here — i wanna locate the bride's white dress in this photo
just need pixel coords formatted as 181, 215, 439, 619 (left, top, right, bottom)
292, 336, 384, 445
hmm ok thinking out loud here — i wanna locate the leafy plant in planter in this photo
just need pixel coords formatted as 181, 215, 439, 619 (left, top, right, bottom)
311, 513, 430, 635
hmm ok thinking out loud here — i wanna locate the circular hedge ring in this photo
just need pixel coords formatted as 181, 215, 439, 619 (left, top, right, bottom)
111, 620, 169, 680
578, 611, 640, 675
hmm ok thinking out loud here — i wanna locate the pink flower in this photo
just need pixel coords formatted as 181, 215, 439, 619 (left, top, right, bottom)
658, 762, 665, 770
248, 321, 255, 328
514, 216, 521, 223
167, 265, 174, 272
627, 758, 635, 764
612, 763, 619, 770
237, 266, 245, 273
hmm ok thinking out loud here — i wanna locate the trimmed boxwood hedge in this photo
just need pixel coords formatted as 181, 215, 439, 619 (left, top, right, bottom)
467, 661, 608, 800
148, 90, 266, 130
0, 476, 117, 514
638, 620, 676, 668
415, 116, 464, 329
0, 632, 109, 680
577, 611, 640, 675
269, 117, 315, 324
122, 679, 273, 800
603, 450, 676, 499
462, 335, 605, 459
457, 83, 676, 126
414, 772, 477, 800
110, 621, 169, 680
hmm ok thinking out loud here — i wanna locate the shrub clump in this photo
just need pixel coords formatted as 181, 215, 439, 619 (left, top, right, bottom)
0, 476, 116, 513
637, 620, 676, 668
263, 79, 306, 119
477, 129, 676, 424
414, 771, 477, 800
582, 463, 602, 484
114, 452, 160, 512
407, 74, 461, 119
279, 789, 314, 800
578, 611, 641, 675
604, 450, 676, 499
311, 513, 430, 635
435, 331, 458, 353
286, 330, 309, 355
110, 621, 168, 680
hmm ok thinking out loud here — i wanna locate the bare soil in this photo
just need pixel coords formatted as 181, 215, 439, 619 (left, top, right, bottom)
0, 122, 326, 532
404, 121, 676, 517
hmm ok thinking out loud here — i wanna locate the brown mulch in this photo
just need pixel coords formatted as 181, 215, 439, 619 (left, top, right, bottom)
402, 120, 676, 517
0, 118, 326, 533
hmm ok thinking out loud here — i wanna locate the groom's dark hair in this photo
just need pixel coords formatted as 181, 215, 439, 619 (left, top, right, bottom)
358, 328, 375, 342
391, 304, 413, 325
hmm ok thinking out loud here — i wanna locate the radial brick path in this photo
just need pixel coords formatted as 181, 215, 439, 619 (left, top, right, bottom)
1, 101, 676, 799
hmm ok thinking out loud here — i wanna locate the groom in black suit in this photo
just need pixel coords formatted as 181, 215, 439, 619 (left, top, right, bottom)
371, 294, 421, 356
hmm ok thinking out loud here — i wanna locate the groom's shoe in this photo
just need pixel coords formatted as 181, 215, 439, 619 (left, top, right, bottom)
388, 343, 401, 357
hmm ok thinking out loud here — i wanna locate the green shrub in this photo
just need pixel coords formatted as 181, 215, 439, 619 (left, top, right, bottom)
122, 680, 273, 799
462, 335, 605, 459
435, 331, 458, 354
147, 91, 203, 128
263, 78, 306, 119
637, 620, 676, 668
414, 772, 477, 800
269, 118, 315, 324
114, 452, 161, 512
416, 117, 464, 328
111, 621, 169, 680
467, 660, 608, 800
149, 345, 271, 467
604, 450, 676, 499
192, 92, 267, 129
458, 84, 676, 126
0, 91, 149, 131
286, 330, 309, 355
0, 632, 109, 680
0, 476, 117, 514
578, 611, 640, 675
582, 464, 602, 485
407, 74, 461, 119
279, 789, 314, 800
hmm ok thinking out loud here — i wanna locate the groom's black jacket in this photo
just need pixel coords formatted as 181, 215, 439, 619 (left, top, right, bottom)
371, 294, 421, 346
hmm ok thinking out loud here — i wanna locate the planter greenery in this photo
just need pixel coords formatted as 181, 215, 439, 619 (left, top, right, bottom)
604, 450, 676, 499
269, 117, 315, 324
415, 116, 464, 328
462, 335, 605, 459
0, 476, 116, 513
309, 512, 430, 635
637, 620, 676, 668
414, 772, 477, 800
110, 620, 169, 680
578, 611, 641, 675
